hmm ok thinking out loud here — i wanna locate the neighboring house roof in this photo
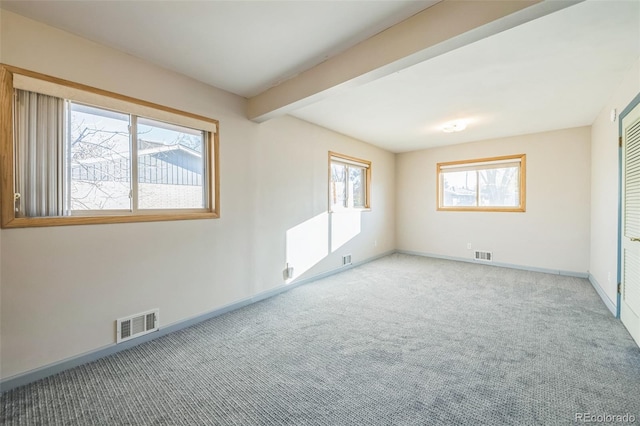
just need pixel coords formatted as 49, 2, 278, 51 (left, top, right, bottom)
138, 140, 201, 157
75, 140, 201, 165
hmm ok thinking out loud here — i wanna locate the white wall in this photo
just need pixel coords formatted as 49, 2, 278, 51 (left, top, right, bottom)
396, 127, 591, 274
1, 6, 635, 383
0, 11, 396, 379
590, 57, 640, 308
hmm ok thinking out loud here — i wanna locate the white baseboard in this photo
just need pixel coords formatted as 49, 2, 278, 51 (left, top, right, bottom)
587, 273, 617, 317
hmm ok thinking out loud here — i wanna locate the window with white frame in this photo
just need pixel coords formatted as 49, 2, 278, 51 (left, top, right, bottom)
329, 152, 371, 211
1, 65, 219, 228
437, 154, 525, 212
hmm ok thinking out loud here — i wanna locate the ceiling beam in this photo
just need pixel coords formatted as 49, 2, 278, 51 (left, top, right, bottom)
247, 0, 583, 123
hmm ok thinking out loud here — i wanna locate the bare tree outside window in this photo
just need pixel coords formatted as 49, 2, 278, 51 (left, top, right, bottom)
330, 163, 346, 208
69, 103, 206, 212
349, 166, 366, 208
438, 155, 525, 212
70, 103, 131, 210
329, 153, 370, 210
4, 68, 218, 228
478, 167, 519, 207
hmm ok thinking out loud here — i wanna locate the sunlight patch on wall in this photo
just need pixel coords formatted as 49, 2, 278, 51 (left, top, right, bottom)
285, 212, 329, 281
285, 210, 362, 282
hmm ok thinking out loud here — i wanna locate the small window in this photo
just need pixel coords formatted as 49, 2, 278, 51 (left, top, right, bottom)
1, 65, 219, 228
329, 152, 371, 211
437, 154, 525, 212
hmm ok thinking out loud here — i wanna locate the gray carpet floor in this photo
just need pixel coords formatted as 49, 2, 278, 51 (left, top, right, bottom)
1, 253, 639, 425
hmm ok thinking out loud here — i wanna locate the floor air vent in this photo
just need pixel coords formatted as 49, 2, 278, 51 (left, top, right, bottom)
116, 309, 159, 343
474, 250, 493, 262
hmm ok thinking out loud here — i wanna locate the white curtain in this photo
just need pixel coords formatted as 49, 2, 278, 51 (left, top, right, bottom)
14, 89, 65, 217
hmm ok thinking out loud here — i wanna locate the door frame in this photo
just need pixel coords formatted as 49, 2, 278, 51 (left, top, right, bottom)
617, 91, 640, 319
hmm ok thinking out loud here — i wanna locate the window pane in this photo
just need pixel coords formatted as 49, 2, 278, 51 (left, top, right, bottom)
137, 118, 205, 209
330, 163, 346, 209
70, 103, 131, 210
441, 171, 477, 207
478, 167, 519, 207
438, 155, 524, 211
329, 153, 371, 211
349, 166, 366, 208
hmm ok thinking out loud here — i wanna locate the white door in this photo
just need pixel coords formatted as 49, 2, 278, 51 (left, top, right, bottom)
621, 99, 640, 347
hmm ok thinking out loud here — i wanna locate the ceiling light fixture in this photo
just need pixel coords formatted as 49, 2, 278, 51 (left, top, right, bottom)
442, 120, 467, 133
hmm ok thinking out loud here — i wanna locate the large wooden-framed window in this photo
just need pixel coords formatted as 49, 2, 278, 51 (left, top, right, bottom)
329, 152, 371, 211
0, 65, 219, 228
437, 154, 526, 212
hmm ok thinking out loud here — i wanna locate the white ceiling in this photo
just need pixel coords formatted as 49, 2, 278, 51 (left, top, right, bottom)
2, 0, 639, 153
0, 0, 436, 98
291, 0, 640, 152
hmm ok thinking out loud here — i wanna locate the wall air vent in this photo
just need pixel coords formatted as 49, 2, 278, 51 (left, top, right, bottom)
116, 309, 159, 343
474, 250, 493, 262
343, 254, 352, 266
